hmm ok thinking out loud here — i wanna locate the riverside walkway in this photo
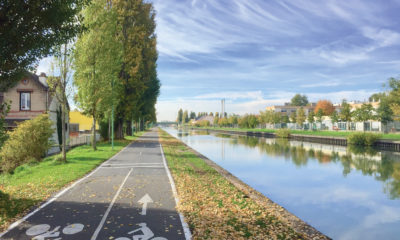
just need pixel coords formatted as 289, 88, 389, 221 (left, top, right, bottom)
1, 129, 190, 240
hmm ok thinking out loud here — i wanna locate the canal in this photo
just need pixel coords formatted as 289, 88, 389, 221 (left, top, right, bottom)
164, 127, 400, 240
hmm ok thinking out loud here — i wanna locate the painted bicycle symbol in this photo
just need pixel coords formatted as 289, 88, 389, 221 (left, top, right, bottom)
116, 222, 167, 240
25, 223, 84, 240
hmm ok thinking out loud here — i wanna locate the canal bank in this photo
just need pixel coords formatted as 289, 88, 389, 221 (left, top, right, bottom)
191, 127, 400, 151
159, 128, 330, 240
167, 127, 400, 239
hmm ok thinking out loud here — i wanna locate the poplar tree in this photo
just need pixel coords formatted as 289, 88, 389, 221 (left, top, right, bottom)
297, 107, 306, 129
316, 108, 324, 123
290, 111, 297, 123
74, 0, 122, 150
307, 111, 315, 130
183, 110, 189, 124
340, 100, 352, 130
113, 0, 158, 138
177, 109, 183, 124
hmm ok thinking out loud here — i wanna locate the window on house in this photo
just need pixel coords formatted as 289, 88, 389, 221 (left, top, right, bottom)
20, 92, 31, 110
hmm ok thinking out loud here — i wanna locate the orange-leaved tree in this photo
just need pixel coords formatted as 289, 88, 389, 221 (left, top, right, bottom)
314, 100, 335, 115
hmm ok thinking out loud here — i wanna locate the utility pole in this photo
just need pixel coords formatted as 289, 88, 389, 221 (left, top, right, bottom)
221, 98, 225, 118
111, 79, 114, 150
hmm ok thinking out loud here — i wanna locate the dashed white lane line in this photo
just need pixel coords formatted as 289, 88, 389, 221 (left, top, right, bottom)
90, 168, 133, 240
101, 166, 164, 169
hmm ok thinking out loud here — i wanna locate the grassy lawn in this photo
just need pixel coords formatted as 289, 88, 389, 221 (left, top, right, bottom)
159, 128, 303, 239
0, 132, 143, 232
193, 126, 400, 140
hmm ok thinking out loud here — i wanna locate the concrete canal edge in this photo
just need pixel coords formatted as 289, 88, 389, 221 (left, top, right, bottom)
166, 132, 331, 240
193, 127, 400, 151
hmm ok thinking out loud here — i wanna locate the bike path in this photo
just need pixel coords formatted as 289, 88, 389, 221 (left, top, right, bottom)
1, 129, 189, 240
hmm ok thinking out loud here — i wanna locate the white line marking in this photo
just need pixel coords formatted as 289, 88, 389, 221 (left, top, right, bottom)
103, 163, 162, 166
160, 143, 192, 240
138, 194, 153, 215
90, 168, 133, 240
0, 143, 131, 238
101, 166, 164, 169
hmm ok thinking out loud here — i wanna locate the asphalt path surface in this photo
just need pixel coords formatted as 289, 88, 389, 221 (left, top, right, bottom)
1, 129, 189, 240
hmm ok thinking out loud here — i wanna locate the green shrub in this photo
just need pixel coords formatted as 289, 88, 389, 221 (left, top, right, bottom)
238, 114, 259, 128
275, 128, 290, 138
347, 132, 381, 146
53, 153, 64, 163
194, 120, 210, 127
99, 120, 109, 140
0, 114, 54, 173
365, 133, 381, 146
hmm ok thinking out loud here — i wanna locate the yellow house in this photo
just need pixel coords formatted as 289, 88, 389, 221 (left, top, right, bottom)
69, 111, 98, 132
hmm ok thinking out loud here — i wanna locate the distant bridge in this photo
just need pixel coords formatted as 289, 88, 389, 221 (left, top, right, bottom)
157, 121, 178, 127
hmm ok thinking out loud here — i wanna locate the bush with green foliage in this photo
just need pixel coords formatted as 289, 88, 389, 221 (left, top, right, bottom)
218, 118, 229, 127
0, 101, 11, 149
276, 128, 291, 138
99, 120, 109, 140
347, 132, 381, 146
0, 114, 54, 173
194, 120, 210, 127
238, 114, 259, 128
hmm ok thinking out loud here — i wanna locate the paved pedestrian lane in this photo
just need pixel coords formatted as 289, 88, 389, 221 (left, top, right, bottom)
0, 129, 190, 240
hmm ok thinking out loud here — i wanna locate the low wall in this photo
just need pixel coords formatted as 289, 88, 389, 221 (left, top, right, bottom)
194, 128, 400, 152
46, 134, 101, 156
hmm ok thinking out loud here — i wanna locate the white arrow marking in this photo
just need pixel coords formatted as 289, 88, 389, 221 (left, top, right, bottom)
138, 194, 153, 215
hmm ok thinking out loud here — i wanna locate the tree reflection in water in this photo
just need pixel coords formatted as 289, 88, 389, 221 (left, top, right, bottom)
227, 135, 400, 200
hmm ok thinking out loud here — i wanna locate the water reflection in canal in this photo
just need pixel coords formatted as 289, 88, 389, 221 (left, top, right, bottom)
165, 128, 400, 240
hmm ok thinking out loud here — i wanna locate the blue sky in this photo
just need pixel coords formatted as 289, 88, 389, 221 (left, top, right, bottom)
38, 0, 400, 121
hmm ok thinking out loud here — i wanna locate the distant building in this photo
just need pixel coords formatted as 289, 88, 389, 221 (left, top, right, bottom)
347, 101, 380, 111
266, 103, 316, 117
69, 111, 98, 134
266, 102, 345, 118
193, 115, 214, 125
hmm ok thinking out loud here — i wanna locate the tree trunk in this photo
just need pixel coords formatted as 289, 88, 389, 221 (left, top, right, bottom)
92, 111, 97, 150
61, 44, 68, 163
108, 116, 111, 143
126, 120, 132, 136
115, 119, 124, 139
61, 99, 66, 162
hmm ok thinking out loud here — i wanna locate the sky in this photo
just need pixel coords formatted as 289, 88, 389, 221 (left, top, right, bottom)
37, 0, 400, 121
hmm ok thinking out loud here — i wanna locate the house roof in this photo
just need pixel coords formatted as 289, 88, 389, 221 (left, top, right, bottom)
28, 72, 49, 90
194, 115, 214, 122
267, 105, 315, 109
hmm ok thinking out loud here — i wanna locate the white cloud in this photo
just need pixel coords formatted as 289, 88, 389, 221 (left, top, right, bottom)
362, 27, 400, 48
317, 49, 369, 65
194, 91, 263, 100
35, 56, 53, 75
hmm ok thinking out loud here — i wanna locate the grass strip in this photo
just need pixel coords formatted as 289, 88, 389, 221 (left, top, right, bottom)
159, 128, 303, 240
193, 126, 400, 140
0, 132, 143, 232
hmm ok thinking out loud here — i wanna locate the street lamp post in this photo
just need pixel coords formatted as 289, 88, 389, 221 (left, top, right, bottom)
111, 78, 114, 150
